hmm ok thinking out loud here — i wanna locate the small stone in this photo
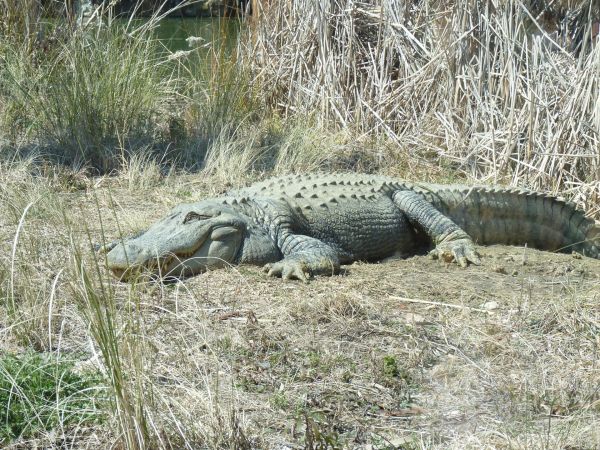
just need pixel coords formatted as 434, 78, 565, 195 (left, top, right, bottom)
482, 301, 499, 311
404, 313, 427, 324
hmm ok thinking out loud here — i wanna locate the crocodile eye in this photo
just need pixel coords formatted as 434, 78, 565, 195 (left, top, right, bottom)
183, 212, 212, 224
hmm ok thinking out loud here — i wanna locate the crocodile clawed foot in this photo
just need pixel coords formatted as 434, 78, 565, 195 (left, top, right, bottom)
429, 238, 481, 267
263, 261, 310, 282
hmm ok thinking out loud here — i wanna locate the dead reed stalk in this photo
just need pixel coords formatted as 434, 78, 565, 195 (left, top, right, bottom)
244, 0, 600, 214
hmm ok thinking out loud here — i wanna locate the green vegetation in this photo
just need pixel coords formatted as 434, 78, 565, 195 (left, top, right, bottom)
382, 355, 400, 379
0, 352, 104, 443
1, 23, 176, 171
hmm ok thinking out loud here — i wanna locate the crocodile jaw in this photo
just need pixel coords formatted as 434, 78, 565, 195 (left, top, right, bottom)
106, 225, 243, 281
105, 202, 247, 281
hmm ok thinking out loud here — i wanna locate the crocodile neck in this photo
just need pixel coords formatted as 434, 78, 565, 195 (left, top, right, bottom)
227, 200, 282, 265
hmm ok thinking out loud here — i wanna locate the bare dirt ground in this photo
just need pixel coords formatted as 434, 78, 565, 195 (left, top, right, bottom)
2, 171, 600, 449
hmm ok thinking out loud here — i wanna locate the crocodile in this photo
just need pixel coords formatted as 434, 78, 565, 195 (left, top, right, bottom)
104, 173, 600, 281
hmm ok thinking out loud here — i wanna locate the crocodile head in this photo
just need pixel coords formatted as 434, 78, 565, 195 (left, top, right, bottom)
105, 201, 247, 281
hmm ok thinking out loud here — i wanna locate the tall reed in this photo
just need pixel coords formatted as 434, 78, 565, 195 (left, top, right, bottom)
244, 0, 600, 213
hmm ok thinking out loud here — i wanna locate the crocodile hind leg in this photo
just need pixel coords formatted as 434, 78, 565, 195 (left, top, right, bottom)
392, 190, 481, 267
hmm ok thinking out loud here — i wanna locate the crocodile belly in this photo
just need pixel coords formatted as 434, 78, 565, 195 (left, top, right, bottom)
302, 196, 417, 262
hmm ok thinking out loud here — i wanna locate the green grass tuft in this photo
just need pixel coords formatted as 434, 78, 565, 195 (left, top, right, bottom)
0, 352, 105, 444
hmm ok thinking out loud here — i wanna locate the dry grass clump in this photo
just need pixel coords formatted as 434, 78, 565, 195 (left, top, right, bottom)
200, 120, 359, 187
0, 0, 45, 51
288, 291, 371, 324
182, 36, 262, 146
0, 158, 71, 350
245, 0, 600, 212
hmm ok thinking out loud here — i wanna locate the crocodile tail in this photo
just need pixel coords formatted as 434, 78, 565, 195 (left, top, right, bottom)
414, 184, 600, 259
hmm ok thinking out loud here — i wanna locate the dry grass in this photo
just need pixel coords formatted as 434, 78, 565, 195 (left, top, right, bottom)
200, 121, 361, 187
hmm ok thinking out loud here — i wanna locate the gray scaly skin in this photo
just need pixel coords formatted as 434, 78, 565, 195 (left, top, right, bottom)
104, 173, 600, 282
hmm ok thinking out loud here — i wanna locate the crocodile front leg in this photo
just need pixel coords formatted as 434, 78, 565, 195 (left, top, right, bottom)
392, 190, 481, 267
264, 233, 340, 282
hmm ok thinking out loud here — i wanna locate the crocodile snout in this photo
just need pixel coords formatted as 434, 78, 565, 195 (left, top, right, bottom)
106, 241, 161, 274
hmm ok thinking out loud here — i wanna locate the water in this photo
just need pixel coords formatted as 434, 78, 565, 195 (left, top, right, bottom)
154, 17, 239, 53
